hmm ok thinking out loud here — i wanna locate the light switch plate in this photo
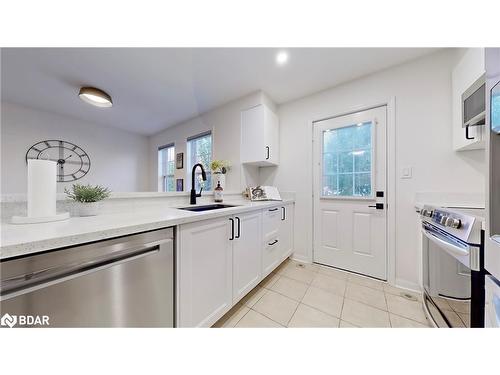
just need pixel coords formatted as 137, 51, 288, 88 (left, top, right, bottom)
401, 167, 412, 179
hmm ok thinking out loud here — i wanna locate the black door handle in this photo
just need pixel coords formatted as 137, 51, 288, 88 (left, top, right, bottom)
266, 146, 270, 160
368, 203, 384, 210
465, 125, 475, 140
235, 217, 241, 239
229, 218, 234, 240
268, 239, 279, 246
281, 207, 285, 221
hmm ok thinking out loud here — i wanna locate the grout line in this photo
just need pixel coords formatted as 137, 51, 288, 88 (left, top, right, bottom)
249, 307, 286, 327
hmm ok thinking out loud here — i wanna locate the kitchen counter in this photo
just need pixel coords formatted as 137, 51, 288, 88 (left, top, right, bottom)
0, 199, 294, 260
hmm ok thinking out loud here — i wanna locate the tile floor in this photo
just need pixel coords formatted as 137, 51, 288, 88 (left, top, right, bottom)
213, 259, 432, 328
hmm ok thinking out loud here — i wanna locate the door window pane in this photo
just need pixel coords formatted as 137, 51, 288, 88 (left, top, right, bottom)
321, 121, 373, 197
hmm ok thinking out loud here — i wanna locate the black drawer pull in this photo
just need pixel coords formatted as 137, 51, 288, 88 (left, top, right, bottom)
281, 206, 285, 220
229, 218, 234, 240
268, 239, 279, 246
268, 208, 278, 212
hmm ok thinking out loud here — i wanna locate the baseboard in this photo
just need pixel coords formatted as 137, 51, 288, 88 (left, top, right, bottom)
394, 278, 422, 293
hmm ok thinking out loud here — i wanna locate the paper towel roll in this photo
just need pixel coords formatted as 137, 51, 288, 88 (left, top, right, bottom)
27, 159, 57, 217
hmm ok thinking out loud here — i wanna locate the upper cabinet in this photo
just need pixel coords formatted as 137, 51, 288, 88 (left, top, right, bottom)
452, 48, 486, 151
241, 104, 280, 166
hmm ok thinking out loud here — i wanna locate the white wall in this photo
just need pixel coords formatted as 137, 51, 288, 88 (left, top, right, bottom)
1, 102, 150, 194
264, 49, 486, 290
149, 91, 275, 192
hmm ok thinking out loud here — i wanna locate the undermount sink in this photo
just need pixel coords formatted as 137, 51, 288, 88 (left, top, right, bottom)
177, 204, 239, 212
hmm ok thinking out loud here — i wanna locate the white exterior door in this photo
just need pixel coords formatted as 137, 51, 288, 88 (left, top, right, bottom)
313, 106, 387, 280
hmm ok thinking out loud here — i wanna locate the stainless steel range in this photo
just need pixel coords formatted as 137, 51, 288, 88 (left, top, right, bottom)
420, 205, 485, 328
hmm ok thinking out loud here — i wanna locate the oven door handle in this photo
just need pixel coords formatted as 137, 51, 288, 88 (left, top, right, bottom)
421, 228, 470, 258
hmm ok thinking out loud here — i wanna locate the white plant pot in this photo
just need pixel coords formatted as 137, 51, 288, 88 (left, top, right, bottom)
76, 202, 100, 217
213, 173, 226, 190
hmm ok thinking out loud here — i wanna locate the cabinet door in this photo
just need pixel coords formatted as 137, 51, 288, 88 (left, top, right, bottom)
264, 105, 280, 165
241, 105, 265, 164
232, 211, 262, 303
178, 216, 233, 327
279, 203, 294, 260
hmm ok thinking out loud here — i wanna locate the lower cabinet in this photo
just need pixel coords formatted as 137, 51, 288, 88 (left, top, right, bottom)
232, 210, 262, 303
178, 216, 233, 328
178, 203, 294, 327
262, 203, 295, 277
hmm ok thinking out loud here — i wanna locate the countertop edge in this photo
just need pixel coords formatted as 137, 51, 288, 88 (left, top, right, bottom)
1, 199, 294, 260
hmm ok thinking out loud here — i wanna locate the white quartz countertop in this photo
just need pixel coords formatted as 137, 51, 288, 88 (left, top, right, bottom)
0, 199, 294, 260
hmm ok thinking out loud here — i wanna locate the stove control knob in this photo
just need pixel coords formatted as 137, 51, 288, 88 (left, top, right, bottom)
440, 216, 448, 225
421, 209, 433, 217
445, 217, 462, 229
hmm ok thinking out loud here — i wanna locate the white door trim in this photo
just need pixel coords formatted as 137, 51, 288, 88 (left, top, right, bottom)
309, 97, 397, 286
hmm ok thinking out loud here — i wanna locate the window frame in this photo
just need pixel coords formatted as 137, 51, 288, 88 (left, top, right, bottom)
186, 131, 213, 191
320, 121, 376, 200
158, 143, 176, 192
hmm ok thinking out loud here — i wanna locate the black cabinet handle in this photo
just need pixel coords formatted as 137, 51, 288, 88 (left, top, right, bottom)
229, 218, 234, 240
235, 217, 241, 239
281, 207, 285, 221
268, 239, 279, 246
268, 208, 278, 212
465, 125, 475, 140
368, 203, 384, 210
266, 146, 270, 160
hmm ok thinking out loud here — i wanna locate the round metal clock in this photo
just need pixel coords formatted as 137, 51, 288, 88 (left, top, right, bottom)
25, 140, 91, 182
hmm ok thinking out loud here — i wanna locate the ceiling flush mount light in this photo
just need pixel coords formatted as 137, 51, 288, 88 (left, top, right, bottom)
78, 87, 113, 108
275, 51, 289, 66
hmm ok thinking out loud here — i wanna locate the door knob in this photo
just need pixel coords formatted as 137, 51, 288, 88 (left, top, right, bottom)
368, 203, 384, 210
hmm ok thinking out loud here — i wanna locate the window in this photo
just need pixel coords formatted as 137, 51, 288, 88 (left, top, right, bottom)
322, 121, 373, 197
158, 143, 175, 192
187, 132, 212, 191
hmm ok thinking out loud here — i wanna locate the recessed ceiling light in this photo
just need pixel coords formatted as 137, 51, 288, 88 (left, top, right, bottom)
276, 51, 289, 66
78, 87, 113, 108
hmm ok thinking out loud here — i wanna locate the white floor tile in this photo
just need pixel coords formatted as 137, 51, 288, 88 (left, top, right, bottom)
347, 273, 385, 291
447, 299, 470, 314
341, 299, 390, 327
316, 266, 349, 280
288, 304, 340, 328
345, 282, 387, 311
234, 310, 283, 328
383, 284, 422, 301
389, 314, 429, 328
253, 290, 299, 326
212, 303, 250, 328
339, 320, 359, 328
279, 264, 316, 284
385, 293, 428, 324
442, 309, 466, 328
311, 273, 347, 297
240, 286, 267, 308
301, 286, 344, 318
270, 275, 309, 301
259, 272, 281, 289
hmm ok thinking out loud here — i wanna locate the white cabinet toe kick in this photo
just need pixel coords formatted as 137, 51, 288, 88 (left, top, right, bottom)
177, 202, 294, 327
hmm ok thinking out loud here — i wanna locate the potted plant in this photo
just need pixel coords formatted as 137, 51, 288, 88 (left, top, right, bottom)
64, 184, 111, 217
210, 160, 230, 189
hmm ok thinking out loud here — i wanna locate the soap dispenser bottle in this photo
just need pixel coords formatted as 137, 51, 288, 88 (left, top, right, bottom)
214, 181, 223, 203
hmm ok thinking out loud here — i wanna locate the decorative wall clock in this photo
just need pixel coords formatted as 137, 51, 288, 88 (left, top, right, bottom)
25, 140, 91, 182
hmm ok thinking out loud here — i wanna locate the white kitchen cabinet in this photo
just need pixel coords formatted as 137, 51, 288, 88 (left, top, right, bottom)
178, 216, 233, 327
241, 104, 280, 166
232, 210, 262, 303
262, 203, 294, 277
279, 203, 294, 260
452, 48, 486, 151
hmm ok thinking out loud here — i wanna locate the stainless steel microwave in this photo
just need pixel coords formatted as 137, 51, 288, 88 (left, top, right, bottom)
462, 74, 486, 128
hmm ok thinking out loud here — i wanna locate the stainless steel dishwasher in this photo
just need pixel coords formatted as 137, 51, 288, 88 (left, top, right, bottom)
0, 227, 174, 328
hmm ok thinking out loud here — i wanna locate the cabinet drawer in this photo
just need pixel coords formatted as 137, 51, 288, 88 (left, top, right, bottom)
263, 207, 281, 237
262, 235, 281, 277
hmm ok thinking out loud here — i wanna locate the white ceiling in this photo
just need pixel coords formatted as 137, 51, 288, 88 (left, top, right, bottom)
1, 48, 438, 135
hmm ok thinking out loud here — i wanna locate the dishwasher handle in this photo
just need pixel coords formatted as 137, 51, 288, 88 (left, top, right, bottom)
1, 238, 172, 296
